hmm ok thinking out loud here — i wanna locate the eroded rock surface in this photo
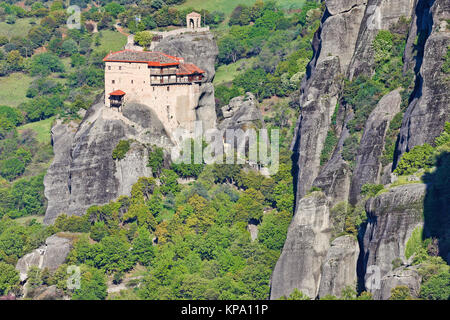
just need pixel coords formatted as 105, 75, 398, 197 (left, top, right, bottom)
270, 192, 331, 299
349, 89, 402, 204
318, 235, 360, 298
362, 183, 426, 296
16, 235, 73, 282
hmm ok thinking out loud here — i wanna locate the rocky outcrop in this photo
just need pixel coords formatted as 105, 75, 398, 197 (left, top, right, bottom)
270, 192, 331, 299
16, 235, 73, 282
375, 266, 422, 300
218, 92, 264, 131
153, 31, 218, 130
44, 31, 219, 224
317, 235, 360, 298
272, 0, 449, 301
397, 0, 450, 157
362, 183, 426, 296
43, 102, 170, 224
349, 89, 402, 204
292, 56, 342, 200
26, 285, 65, 300
348, 0, 416, 79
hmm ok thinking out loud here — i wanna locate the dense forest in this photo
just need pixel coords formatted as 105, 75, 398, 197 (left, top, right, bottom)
0, 0, 449, 301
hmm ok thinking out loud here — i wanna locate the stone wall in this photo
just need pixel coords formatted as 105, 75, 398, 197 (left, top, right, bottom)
104, 61, 201, 136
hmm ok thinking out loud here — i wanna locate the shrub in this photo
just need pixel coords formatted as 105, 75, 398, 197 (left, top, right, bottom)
342, 134, 360, 164
147, 146, 164, 177
420, 270, 450, 300
112, 140, 131, 161
394, 143, 434, 176
373, 30, 394, 63
0, 261, 19, 295
405, 226, 424, 259
361, 184, 384, 198
320, 129, 338, 165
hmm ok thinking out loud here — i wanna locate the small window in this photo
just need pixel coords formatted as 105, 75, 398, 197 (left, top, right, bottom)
131, 80, 134, 84
167, 86, 170, 91
108, 66, 111, 70
153, 87, 155, 91
112, 80, 115, 84
119, 66, 122, 70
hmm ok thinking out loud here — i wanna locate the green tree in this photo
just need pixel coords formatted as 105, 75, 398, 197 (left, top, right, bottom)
390, 285, 413, 300
0, 261, 19, 295
394, 143, 434, 176
233, 188, 264, 222
420, 271, 450, 300
147, 146, 164, 177
134, 31, 154, 48
30, 53, 65, 76
112, 140, 131, 161
131, 228, 155, 266
72, 267, 107, 300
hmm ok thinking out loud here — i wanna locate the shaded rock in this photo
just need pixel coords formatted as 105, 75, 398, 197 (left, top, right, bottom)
43, 120, 78, 225
27, 285, 65, 300
16, 235, 72, 282
397, 0, 450, 158
362, 183, 426, 296
318, 235, 360, 298
349, 89, 402, 204
270, 192, 331, 299
348, 0, 416, 79
313, 113, 353, 206
375, 266, 422, 300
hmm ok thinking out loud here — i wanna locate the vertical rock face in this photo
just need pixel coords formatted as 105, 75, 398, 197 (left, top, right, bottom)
348, 0, 416, 79
292, 56, 342, 200
397, 0, 450, 156
273, 0, 448, 299
362, 183, 426, 297
270, 192, 331, 299
318, 235, 360, 298
43, 120, 78, 225
349, 89, 402, 204
44, 102, 171, 225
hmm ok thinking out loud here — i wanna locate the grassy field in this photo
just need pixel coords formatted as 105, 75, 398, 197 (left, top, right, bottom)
93, 30, 127, 54
18, 117, 55, 144
177, 0, 306, 15
0, 72, 33, 107
14, 215, 44, 226
0, 17, 38, 39
214, 57, 256, 85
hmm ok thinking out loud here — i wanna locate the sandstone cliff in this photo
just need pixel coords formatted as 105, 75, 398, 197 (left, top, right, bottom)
271, 0, 449, 299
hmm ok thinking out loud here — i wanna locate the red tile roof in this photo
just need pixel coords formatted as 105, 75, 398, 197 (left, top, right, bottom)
109, 90, 126, 96
103, 50, 183, 67
104, 50, 205, 76
177, 63, 205, 75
